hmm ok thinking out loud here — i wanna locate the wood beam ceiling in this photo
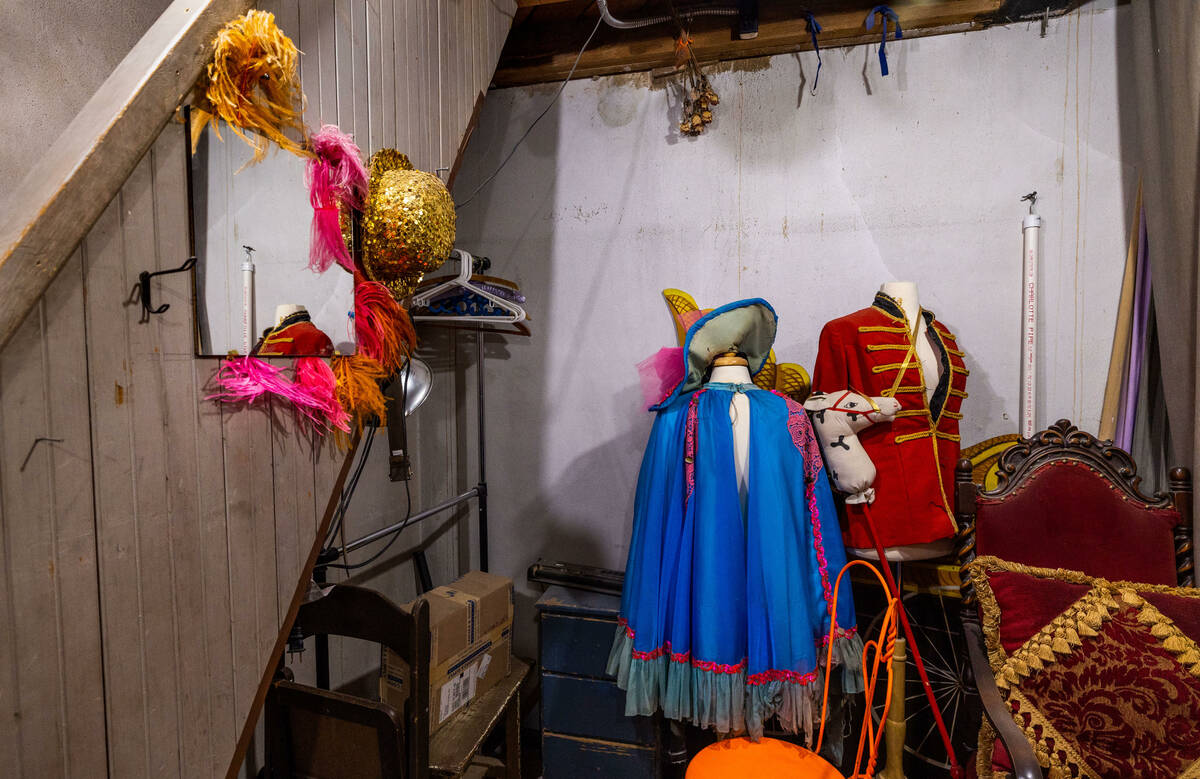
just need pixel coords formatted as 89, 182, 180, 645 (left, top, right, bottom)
495, 0, 1073, 88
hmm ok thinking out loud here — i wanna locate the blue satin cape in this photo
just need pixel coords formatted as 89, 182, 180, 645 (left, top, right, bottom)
607, 383, 862, 741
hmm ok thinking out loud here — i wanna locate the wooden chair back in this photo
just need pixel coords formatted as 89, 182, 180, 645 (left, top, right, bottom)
955, 419, 1194, 607
265, 584, 431, 778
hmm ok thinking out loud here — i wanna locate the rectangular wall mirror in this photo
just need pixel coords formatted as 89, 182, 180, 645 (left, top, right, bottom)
187, 112, 356, 357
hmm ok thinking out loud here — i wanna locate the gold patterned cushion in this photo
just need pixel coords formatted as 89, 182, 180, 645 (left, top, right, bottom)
968, 556, 1200, 779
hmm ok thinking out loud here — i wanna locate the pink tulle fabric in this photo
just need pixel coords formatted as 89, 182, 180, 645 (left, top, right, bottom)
307, 124, 368, 273
209, 356, 349, 434
637, 347, 685, 409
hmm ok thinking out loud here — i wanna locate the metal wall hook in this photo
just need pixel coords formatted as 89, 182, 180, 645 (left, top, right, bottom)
137, 256, 197, 316
21, 437, 63, 472
1021, 191, 1038, 214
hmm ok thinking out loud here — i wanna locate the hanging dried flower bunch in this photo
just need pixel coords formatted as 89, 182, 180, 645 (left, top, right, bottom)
674, 32, 720, 136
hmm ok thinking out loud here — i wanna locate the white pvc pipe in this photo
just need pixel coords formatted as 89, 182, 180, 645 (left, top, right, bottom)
241, 258, 255, 355
1020, 213, 1041, 438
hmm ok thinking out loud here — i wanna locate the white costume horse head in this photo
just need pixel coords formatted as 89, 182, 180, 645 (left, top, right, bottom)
803, 389, 901, 504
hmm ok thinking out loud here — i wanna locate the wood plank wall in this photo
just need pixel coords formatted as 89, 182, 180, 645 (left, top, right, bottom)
0, 1, 515, 776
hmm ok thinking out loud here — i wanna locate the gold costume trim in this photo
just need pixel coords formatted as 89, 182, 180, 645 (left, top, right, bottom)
894, 430, 933, 444
866, 343, 913, 351
871, 362, 920, 374
949, 388, 969, 398
858, 325, 908, 334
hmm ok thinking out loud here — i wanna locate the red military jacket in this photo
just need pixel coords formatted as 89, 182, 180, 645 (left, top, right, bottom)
811, 292, 968, 549
254, 311, 335, 356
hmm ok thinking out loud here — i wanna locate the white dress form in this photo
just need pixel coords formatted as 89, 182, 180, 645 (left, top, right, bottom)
879, 281, 941, 403
707, 361, 753, 514
273, 303, 306, 325
856, 282, 954, 562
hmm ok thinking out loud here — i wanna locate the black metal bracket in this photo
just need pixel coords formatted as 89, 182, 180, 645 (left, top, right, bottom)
137, 256, 197, 317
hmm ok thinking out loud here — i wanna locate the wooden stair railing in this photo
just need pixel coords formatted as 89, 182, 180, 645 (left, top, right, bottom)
0, 0, 252, 351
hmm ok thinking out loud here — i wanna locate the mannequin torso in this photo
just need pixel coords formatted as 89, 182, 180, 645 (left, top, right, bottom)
707, 357, 752, 514
851, 283, 955, 560
879, 282, 940, 403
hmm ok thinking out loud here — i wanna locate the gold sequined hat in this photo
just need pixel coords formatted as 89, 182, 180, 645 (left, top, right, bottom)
354, 150, 456, 299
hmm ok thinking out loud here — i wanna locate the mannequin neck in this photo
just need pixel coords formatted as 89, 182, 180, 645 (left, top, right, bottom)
275, 304, 307, 325
879, 282, 921, 326
708, 364, 753, 385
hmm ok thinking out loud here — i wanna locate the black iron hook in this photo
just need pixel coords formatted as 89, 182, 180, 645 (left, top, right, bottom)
137, 256, 197, 316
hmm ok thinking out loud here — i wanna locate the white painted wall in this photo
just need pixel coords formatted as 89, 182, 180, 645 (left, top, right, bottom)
452, 4, 1130, 654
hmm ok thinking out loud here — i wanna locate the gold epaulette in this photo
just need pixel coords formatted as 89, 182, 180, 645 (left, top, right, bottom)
858, 325, 908, 334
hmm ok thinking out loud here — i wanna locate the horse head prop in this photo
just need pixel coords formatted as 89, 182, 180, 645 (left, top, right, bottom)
804, 389, 900, 504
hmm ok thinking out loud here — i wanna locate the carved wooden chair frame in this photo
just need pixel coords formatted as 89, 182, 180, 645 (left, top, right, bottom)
952, 419, 1195, 779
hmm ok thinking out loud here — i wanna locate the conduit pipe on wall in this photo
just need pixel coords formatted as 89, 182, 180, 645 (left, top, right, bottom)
596, 0, 738, 30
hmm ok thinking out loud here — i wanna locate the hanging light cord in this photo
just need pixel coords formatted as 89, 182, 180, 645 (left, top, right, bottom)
455, 16, 604, 209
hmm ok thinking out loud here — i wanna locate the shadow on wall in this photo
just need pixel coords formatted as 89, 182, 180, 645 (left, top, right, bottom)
452, 83, 563, 657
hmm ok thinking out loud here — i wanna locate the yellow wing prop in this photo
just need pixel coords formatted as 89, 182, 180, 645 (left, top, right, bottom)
960, 434, 1022, 490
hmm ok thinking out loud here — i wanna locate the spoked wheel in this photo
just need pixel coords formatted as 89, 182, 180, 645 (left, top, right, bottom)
867, 589, 980, 774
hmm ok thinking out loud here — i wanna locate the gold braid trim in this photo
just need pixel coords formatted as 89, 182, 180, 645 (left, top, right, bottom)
857, 325, 908, 333
976, 718, 998, 779
893, 409, 926, 418
1181, 757, 1200, 779
871, 362, 919, 373
936, 431, 961, 442
892, 385, 925, 394
1007, 687, 1100, 779
968, 556, 1111, 675
999, 588, 1115, 690
942, 410, 964, 420
895, 430, 933, 444
1117, 588, 1200, 676
952, 364, 971, 376
866, 343, 913, 351
949, 387, 969, 398
946, 346, 966, 357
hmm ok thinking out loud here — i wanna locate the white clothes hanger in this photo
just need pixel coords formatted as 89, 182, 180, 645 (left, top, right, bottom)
410, 249, 526, 324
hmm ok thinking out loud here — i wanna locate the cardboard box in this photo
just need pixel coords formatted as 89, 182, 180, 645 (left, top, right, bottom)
425, 570, 514, 666
379, 571, 514, 732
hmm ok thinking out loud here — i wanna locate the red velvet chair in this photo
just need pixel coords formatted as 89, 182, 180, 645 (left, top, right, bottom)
954, 419, 1195, 779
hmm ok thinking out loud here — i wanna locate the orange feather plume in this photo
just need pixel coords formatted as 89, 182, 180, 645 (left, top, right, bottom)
190, 10, 308, 163
333, 354, 389, 433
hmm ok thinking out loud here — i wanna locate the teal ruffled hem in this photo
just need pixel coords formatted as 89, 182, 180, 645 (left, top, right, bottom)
606, 626, 864, 742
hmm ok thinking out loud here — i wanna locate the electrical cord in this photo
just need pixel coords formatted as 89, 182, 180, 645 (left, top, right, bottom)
322, 359, 417, 571
323, 475, 413, 571
323, 420, 377, 549
454, 16, 604, 210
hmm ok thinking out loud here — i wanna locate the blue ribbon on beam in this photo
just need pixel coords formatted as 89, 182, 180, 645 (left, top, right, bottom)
864, 5, 903, 77
802, 12, 823, 95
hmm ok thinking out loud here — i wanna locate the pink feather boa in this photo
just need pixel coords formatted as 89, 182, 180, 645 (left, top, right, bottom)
307, 124, 368, 273
209, 356, 350, 434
